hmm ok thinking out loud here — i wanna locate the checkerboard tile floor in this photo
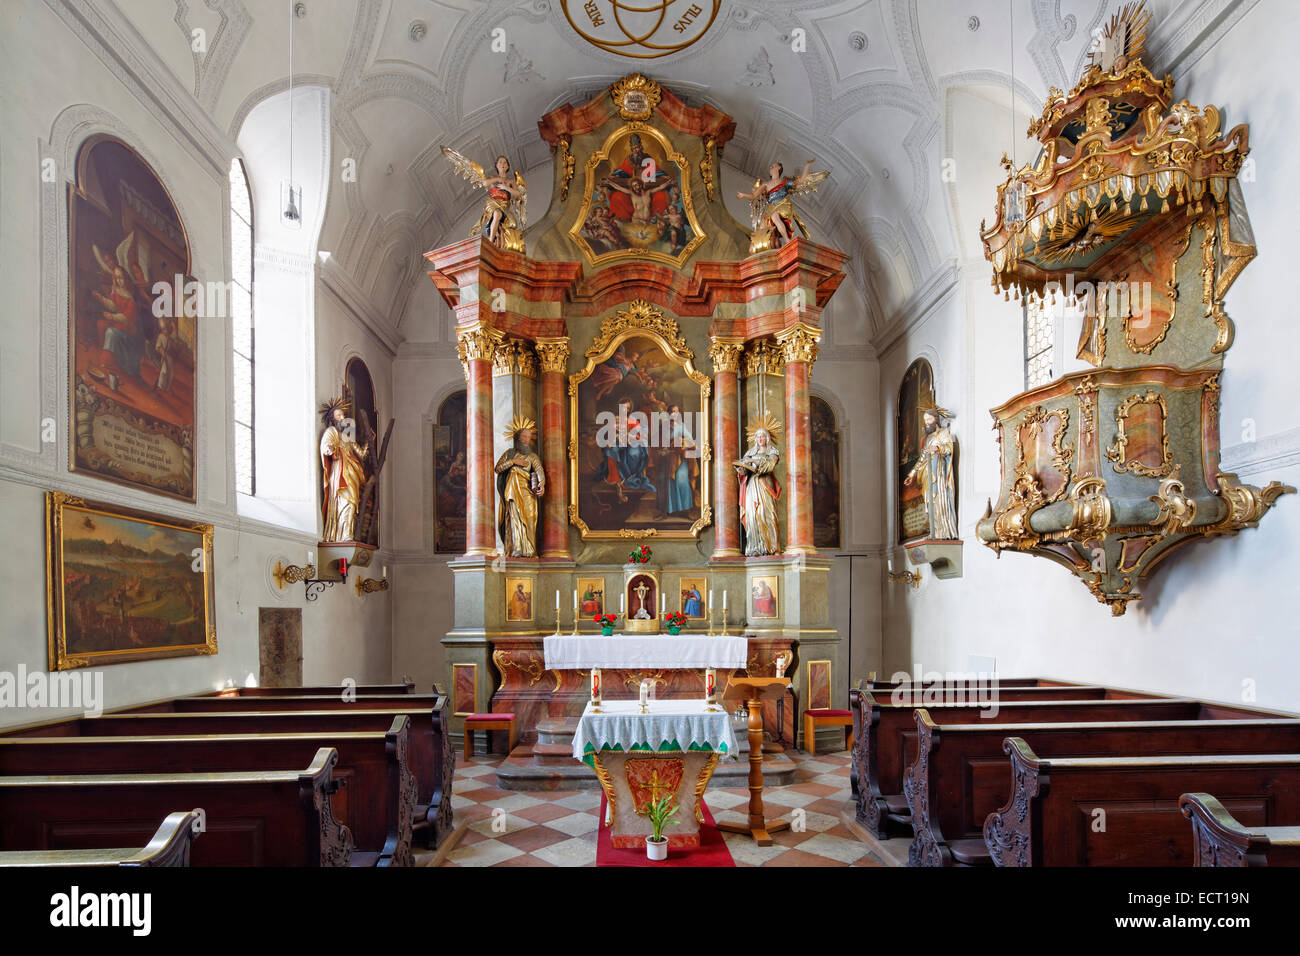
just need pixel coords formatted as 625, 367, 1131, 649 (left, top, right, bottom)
432, 748, 883, 867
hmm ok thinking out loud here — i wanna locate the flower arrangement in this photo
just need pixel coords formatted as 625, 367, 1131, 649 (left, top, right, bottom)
593, 613, 617, 635
663, 611, 688, 635
627, 544, 652, 564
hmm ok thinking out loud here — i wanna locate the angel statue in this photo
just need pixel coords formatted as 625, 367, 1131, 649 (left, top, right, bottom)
734, 419, 783, 556
440, 147, 528, 254
737, 159, 829, 254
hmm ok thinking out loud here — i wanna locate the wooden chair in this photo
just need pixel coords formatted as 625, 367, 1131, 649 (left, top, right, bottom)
463, 712, 517, 758
801, 660, 853, 755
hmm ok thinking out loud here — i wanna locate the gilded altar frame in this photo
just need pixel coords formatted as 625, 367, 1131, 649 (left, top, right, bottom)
567, 122, 707, 268
568, 300, 712, 540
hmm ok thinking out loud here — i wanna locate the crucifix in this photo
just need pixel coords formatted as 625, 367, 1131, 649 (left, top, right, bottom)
634, 581, 650, 616
640, 769, 670, 809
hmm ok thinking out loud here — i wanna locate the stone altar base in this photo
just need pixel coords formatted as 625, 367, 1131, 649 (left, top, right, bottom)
494, 716, 796, 791
593, 749, 719, 849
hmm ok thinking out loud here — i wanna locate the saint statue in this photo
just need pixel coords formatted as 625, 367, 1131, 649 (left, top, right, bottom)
904, 407, 959, 540
737, 159, 829, 252
495, 415, 545, 557
319, 396, 369, 542
734, 427, 782, 556
440, 147, 528, 253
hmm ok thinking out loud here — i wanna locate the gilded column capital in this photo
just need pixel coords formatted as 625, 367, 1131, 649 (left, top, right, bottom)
534, 337, 571, 375
775, 322, 822, 365
741, 338, 786, 378
455, 322, 505, 378
492, 338, 539, 379
707, 336, 744, 376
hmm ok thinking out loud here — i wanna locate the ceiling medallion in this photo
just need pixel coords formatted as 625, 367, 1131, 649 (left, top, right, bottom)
849, 31, 868, 52
967, 16, 980, 32
560, 0, 722, 59
409, 20, 427, 42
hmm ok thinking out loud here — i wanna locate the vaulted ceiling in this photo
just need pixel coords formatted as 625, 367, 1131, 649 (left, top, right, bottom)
106, 0, 1219, 346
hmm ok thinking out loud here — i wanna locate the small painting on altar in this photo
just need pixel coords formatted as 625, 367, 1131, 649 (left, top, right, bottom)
750, 574, 779, 620
678, 576, 707, 619
576, 576, 606, 616
505, 576, 533, 622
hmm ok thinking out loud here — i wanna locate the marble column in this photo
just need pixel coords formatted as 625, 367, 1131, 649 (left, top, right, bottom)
535, 337, 571, 559
709, 337, 744, 557
775, 323, 822, 555
456, 323, 504, 556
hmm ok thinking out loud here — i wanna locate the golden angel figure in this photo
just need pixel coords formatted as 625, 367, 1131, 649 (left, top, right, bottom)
734, 427, 782, 556
319, 396, 369, 542
440, 146, 528, 253
495, 416, 545, 557
737, 159, 829, 253
904, 408, 959, 540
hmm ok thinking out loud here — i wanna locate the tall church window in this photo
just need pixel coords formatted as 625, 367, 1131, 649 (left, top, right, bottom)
1024, 297, 1054, 390
230, 157, 255, 495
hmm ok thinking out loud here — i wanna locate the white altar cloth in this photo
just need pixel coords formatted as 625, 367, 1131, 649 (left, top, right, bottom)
543, 634, 748, 671
572, 699, 739, 761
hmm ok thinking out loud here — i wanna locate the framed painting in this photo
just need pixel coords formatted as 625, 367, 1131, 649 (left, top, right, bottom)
805, 660, 832, 710
810, 396, 842, 549
451, 663, 478, 717
568, 122, 706, 268
569, 300, 711, 539
68, 136, 197, 501
750, 574, 779, 621
433, 390, 468, 553
897, 359, 935, 542
46, 491, 216, 670
678, 575, 708, 620
576, 576, 606, 617
505, 576, 534, 622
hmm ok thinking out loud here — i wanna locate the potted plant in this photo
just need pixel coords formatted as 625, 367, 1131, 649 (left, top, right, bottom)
664, 611, 688, 635
644, 792, 678, 860
593, 613, 617, 636
627, 544, 652, 565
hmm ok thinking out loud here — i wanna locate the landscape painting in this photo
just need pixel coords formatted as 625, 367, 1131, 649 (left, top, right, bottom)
46, 491, 216, 670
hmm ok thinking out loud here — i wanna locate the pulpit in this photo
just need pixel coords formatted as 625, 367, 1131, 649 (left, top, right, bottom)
574, 699, 737, 849
718, 676, 791, 845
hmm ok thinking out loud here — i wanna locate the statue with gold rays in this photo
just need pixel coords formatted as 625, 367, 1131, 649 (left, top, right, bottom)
319, 395, 368, 542
440, 147, 528, 253
495, 414, 545, 557
734, 412, 783, 556
737, 158, 829, 254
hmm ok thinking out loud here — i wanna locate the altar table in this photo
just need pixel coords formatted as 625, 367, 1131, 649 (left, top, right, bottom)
575, 699, 738, 849
543, 634, 748, 670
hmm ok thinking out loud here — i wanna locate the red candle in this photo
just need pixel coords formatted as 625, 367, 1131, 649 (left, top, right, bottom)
591, 668, 601, 703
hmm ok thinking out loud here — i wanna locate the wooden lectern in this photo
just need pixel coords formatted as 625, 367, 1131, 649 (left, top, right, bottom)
718, 676, 790, 845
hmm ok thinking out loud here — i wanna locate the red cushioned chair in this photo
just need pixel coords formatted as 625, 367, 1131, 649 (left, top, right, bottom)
463, 712, 517, 758
801, 660, 853, 755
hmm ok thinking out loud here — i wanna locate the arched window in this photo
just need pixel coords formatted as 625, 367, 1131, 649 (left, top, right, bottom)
1024, 298, 1055, 389
810, 395, 841, 550
434, 390, 468, 553
230, 157, 255, 496
897, 358, 935, 542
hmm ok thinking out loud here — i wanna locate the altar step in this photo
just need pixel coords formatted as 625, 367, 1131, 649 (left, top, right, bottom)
493, 716, 798, 791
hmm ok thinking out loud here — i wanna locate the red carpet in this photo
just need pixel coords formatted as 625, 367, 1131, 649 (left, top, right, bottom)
595, 796, 736, 867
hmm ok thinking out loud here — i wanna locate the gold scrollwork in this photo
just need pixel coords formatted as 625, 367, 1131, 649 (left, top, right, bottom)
1208, 472, 1295, 535
708, 336, 744, 375
1066, 476, 1112, 541
774, 322, 821, 365
1149, 469, 1197, 536
1015, 405, 1074, 503
694, 751, 721, 823
1107, 390, 1173, 478
700, 135, 717, 201
557, 134, 576, 202
610, 74, 662, 120
492, 648, 545, 688
623, 671, 669, 690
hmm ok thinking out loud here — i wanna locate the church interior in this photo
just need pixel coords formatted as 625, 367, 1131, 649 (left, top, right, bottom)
4, 0, 1300, 889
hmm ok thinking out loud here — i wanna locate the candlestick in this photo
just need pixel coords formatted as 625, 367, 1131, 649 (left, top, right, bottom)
721, 590, 728, 637
571, 594, 579, 636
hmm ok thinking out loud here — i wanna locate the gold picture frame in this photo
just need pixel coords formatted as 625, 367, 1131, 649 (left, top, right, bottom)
568, 300, 712, 539
568, 122, 706, 268
451, 662, 479, 717
46, 491, 216, 670
750, 574, 779, 621
805, 659, 833, 711
678, 575, 708, 620
505, 576, 534, 622
576, 576, 607, 618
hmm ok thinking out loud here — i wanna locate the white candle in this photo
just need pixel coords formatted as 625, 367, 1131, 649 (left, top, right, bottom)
573, 588, 578, 609
660, 593, 665, 615
709, 588, 714, 610
591, 668, 601, 702
620, 593, 625, 616
555, 590, 560, 613
723, 590, 728, 617
307, 550, 313, 567
639, 680, 649, 707
382, 565, 387, 579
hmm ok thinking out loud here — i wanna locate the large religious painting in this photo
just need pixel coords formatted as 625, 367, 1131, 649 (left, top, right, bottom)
897, 359, 936, 542
810, 396, 842, 549
434, 390, 468, 553
569, 124, 705, 267
46, 491, 216, 670
68, 136, 197, 501
569, 301, 711, 539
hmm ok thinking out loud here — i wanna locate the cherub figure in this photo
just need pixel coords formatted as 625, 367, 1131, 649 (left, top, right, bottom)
737, 159, 829, 252
440, 147, 528, 253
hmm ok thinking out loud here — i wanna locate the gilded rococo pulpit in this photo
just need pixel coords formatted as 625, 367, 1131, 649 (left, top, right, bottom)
425, 74, 848, 780
976, 4, 1292, 615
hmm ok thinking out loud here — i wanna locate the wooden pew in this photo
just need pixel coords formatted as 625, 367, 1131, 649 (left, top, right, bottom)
906, 711, 1300, 865
124, 692, 440, 714
0, 811, 201, 867
1180, 793, 1300, 867
0, 717, 414, 866
194, 681, 417, 698
0, 747, 352, 866
9, 696, 456, 849
853, 691, 1214, 837
984, 739, 1300, 866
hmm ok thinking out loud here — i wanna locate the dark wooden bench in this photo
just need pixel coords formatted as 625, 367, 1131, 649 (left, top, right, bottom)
985, 739, 1300, 866
0, 717, 414, 866
1180, 792, 1300, 867
7, 697, 456, 849
194, 681, 417, 698
906, 711, 1300, 866
0, 747, 352, 866
0, 810, 201, 867
853, 691, 1220, 837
